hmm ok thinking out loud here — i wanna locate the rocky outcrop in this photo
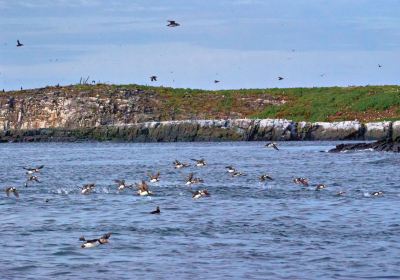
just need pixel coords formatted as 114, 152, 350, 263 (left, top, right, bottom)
0, 119, 398, 143
329, 140, 400, 153
0, 85, 399, 143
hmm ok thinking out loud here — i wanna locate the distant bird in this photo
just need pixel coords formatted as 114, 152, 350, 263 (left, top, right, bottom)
378, 64, 382, 68
81, 183, 96, 195
278, 77, 284, 80
265, 142, 279, 151
2, 89, 4, 93
5, 187, 19, 198
259, 174, 273, 182
167, 20, 180, 27
231, 171, 244, 177
23, 165, 44, 175
16, 40, 23, 47
173, 160, 190, 169
191, 158, 206, 167
293, 178, 309, 187
136, 180, 153, 196
214, 80, 220, 83
148, 172, 160, 183
185, 173, 204, 185
25, 175, 40, 187
80, 233, 112, 249
371, 191, 384, 196
150, 76, 157, 82
336, 191, 346, 196
320, 73, 326, 77
150, 206, 161, 214
20, 87, 23, 90
225, 166, 236, 173
114, 179, 132, 191
192, 189, 210, 199
315, 184, 326, 191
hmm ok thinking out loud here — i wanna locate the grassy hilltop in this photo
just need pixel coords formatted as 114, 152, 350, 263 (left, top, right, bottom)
4, 84, 400, 123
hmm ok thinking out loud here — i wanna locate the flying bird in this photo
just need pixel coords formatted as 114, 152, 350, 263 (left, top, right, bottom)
136, 180, 153, 196
81, 183, 96, 195
265, 142, 279, 151
278, 77, 284, 80
293, 178, 309, 187
16, 40, 23, 47
23, 165, 44, 175
214, 80, 220, 83
5, 187, 19, 198
148, 172, 160, 183
80, 233, 112, 248
167, 20, 180, 27
150, 76, 157, 82
173, 159, 190, 169
192, 189, 210, 199
191, 158, 206, 167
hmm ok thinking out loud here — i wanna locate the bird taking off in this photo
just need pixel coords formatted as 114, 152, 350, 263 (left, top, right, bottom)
167, 20, 180, 27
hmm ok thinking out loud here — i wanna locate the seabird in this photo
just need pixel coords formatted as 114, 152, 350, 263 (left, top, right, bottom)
25, 175, 40, 187
5, 187, 19, 198
265, 142, 279, 151
259, 174, 273, 182
336, 191, 346, 196
173, 159, 190, 169
293, 177, 309, 187
114, 179, 132, 191
80, 232, 112, 249
136, 180, 153, 196
315, 184, 326, 191
231, 171, 245, 177
81, 183, 95, 195
371, 191, 384, 196
378, 64, 382, 68
150, 76, 157, 82
191, 158, 206, 167
214, 80, 220, 83
185, 173, 204, 185
150, 206, 160, 214
278, 77, 284, 80
167, 20, 180, 27
225, 166, 236, 173
16, 40, 23, 47
192, 189, 210, 199
23, 165, 44, 175
148, 172, 160, 183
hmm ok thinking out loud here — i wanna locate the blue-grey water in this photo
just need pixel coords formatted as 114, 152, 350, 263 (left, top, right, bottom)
1, 142, 399, 280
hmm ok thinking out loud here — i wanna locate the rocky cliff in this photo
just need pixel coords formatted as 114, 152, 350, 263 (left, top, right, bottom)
1, 85, 399, 143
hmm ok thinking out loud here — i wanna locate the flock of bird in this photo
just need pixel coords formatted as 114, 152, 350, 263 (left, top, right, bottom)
4, 141, 386, 248
13, 18, 384, 90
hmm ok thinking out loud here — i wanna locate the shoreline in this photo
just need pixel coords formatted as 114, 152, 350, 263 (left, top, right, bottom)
1, 119, 399, 143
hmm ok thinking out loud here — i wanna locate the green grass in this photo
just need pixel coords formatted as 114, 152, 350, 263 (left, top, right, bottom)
5, 84, 400, 122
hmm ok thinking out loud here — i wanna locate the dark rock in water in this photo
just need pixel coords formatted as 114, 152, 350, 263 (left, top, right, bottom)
329, 139, 400, 153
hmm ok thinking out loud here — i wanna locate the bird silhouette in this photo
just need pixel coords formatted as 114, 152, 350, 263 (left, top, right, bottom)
16, 40, 23, 47
167, 20, 180, 27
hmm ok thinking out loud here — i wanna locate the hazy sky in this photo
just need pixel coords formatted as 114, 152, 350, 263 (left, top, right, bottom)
0, 0, 399, 90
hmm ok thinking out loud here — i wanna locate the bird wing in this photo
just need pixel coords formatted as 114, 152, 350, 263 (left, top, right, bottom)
23, 167, 34, 171
101, 233, 112, 240
273, 144, 279, 151
14, 189, 19, 198
114, 179, 124, 185
36, 165, 44, 170
5, 188, 10, 197
187, 173, 193, 181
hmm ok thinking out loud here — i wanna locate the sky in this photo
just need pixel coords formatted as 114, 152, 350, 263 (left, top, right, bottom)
0, 0, 399, 90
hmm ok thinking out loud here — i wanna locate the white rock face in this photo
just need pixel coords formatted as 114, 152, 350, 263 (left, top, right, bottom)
391, 121, 400, 141
364, 122, 391, 140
